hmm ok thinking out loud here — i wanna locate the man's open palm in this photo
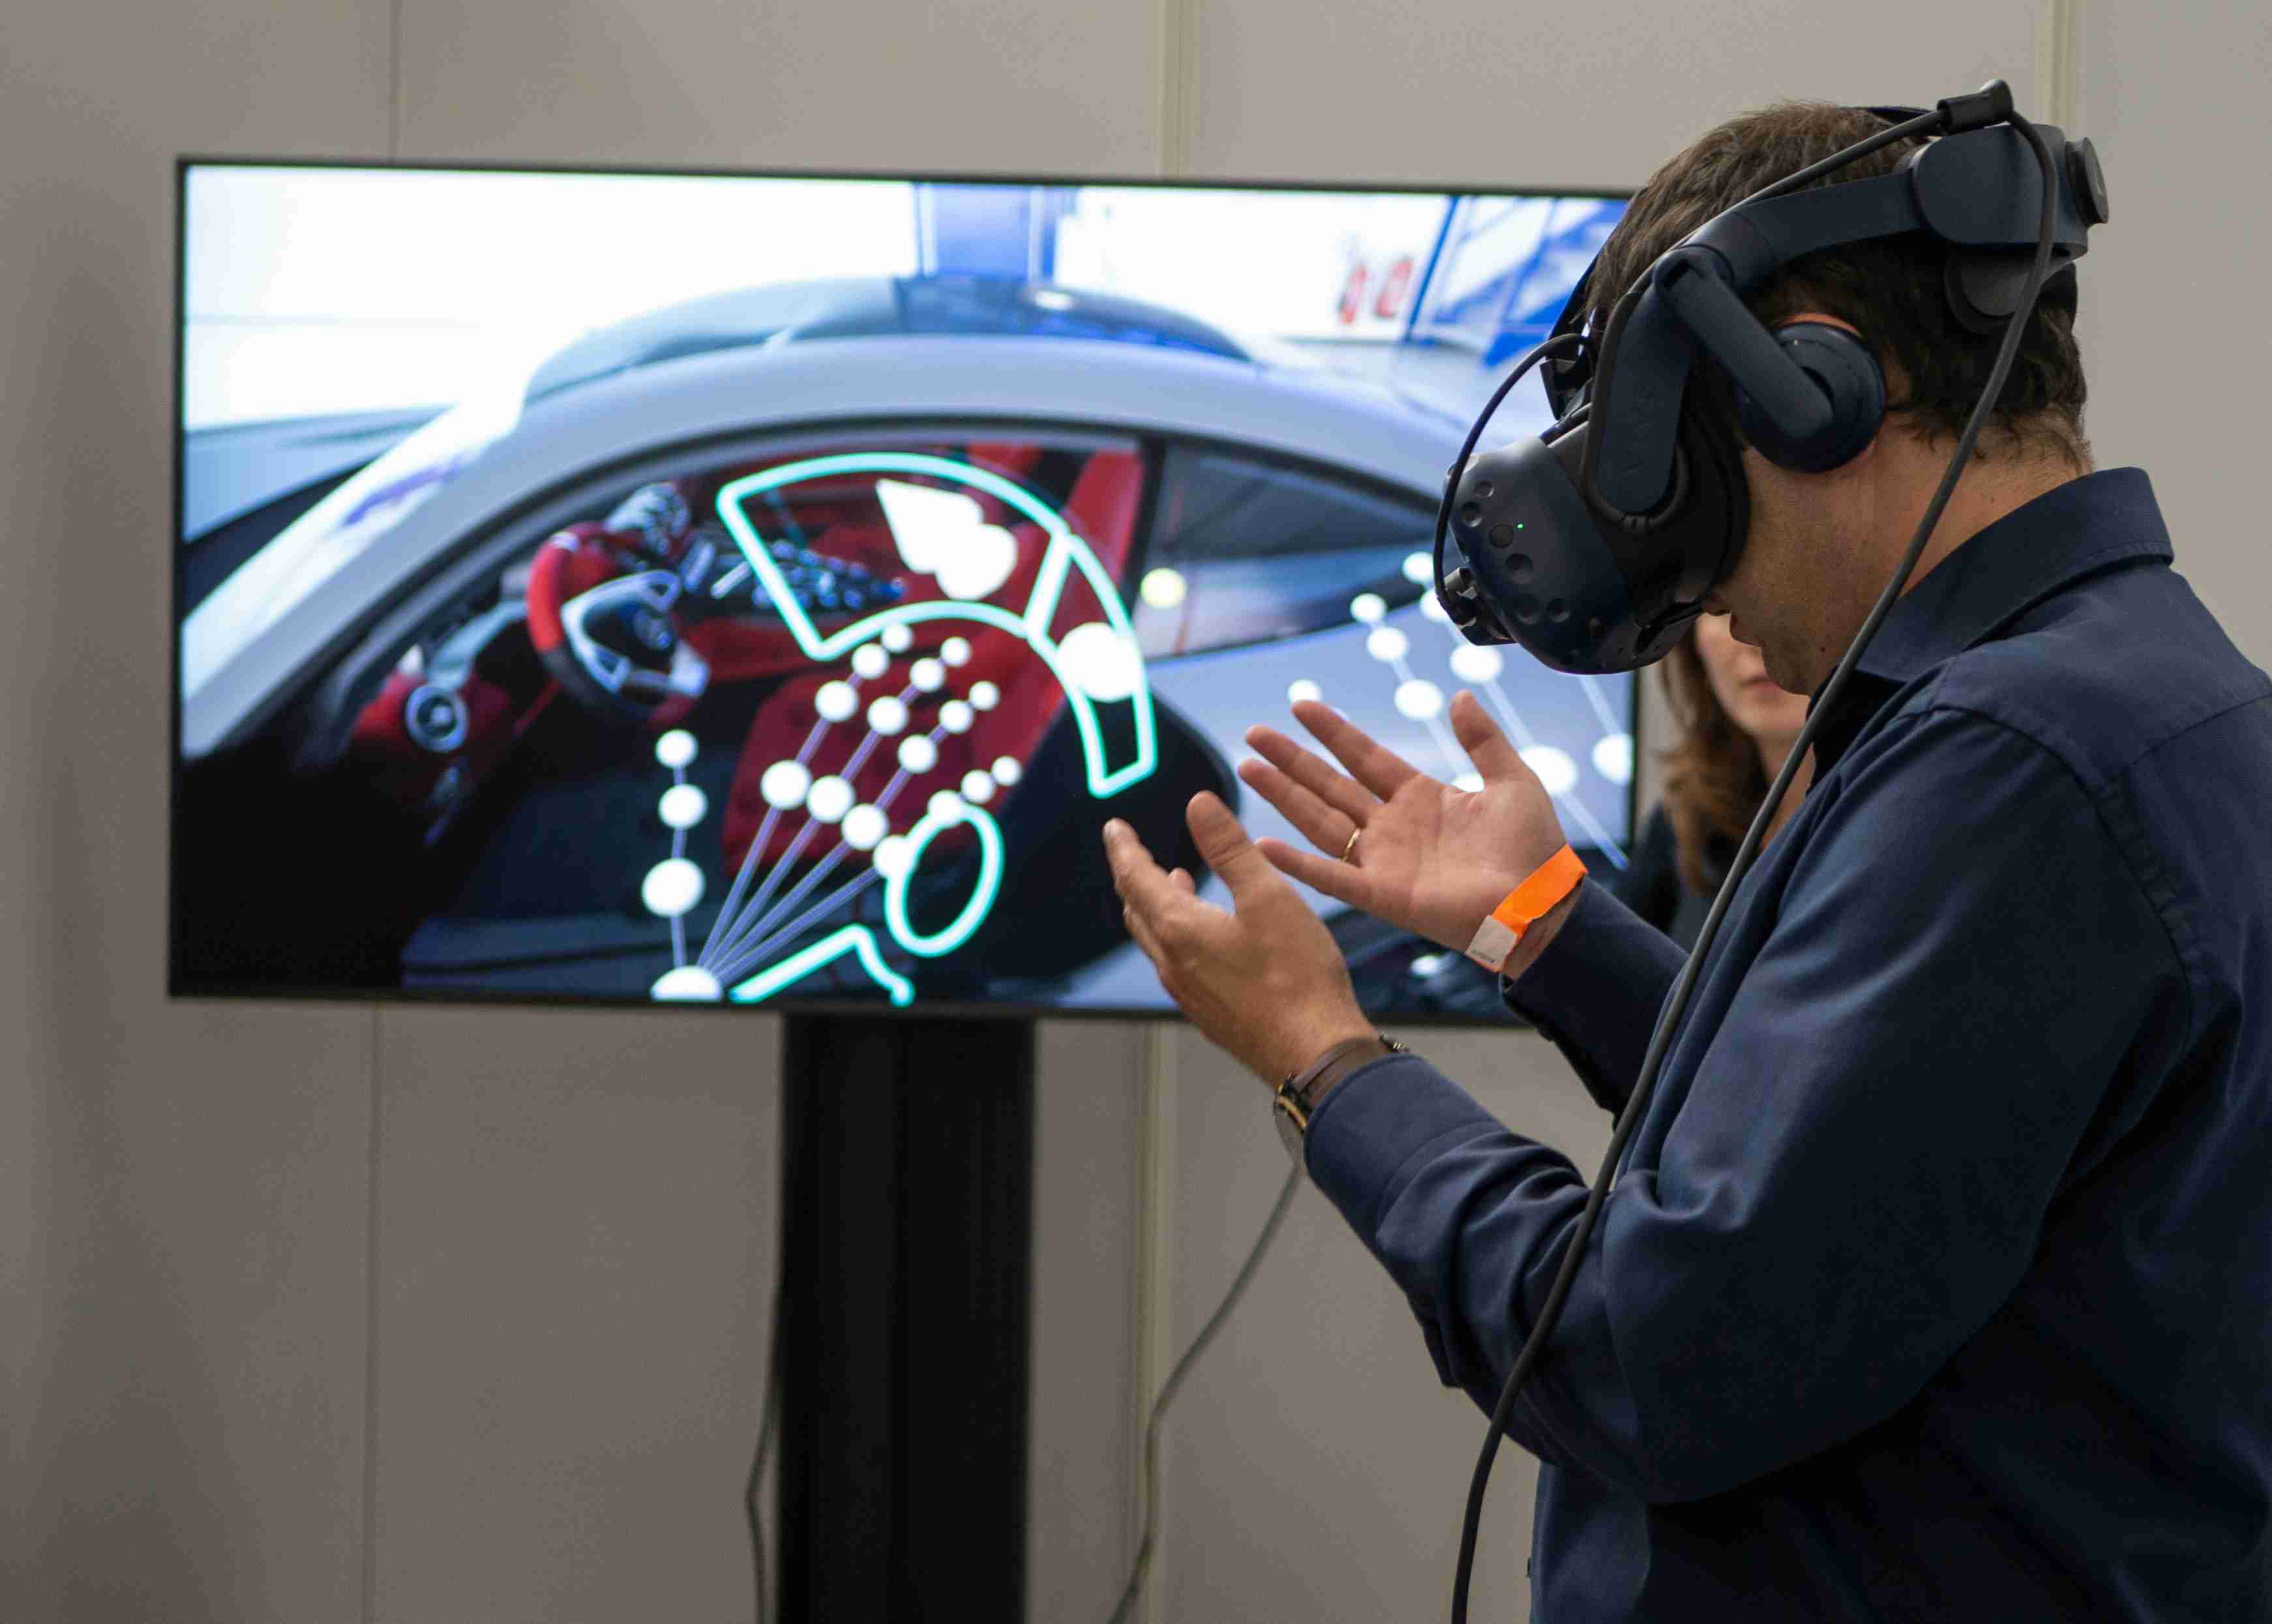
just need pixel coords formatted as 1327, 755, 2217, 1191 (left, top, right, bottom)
1238, 690, 1570, 952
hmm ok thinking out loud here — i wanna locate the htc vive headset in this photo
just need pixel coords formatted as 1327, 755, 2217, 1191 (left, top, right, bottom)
1433, 82, 2110, 673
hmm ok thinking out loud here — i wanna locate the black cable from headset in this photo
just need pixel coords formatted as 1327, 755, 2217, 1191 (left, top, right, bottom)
1445, 104, 2061, 1622
1105, 1157, 1306, 1624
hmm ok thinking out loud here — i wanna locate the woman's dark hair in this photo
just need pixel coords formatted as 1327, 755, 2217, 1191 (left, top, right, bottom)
1658, 632, 1767, 897
1587, 100, 2090, 465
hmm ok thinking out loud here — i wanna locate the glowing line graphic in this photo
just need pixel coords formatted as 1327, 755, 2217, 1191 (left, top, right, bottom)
882, 799, 1006, 958
713, 452, 1157, 800
710, 870, 884, 990
728, 926, 914, 1007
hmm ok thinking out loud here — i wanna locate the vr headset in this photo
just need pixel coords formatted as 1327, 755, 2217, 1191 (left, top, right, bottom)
1433, 82, 2110, 673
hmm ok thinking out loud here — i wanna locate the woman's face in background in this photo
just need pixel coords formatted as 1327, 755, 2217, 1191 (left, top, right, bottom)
1693, 612, 1811, 754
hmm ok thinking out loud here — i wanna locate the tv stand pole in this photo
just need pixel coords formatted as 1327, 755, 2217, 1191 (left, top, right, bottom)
773, 1012, 1035, 1621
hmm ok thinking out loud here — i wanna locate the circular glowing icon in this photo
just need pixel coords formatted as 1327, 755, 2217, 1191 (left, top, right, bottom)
991, 756, 1022, 786
655, 730, 697, 769
1450, 644, 1504, 683
1287, 679, 1323, 706
1520, 745, 1579, 798
1456, 772, 1486, 793
642, 858, 704, 919
939, 700, 974, 733
1394, 679, 1445, 720
928, 790, 966, 821
852, 643, 889, 680
1366, 626, 1410, 663
910, 658, 946, 692
807, 775, 855, 823
1141, 568, 1188, 608
815, 680, 858, 722
1592, 731, 1635, 786
873, 834, 914, 880
651, 965, 724, 1001
961, 771, 996, 804
867, 696, 909, 735
841, 804, 889, 851
882, 624, 914, 653
1058, 622, 1141, 701
1419, 592, 1451, 624
1402, 552, 1433, 585
897, 735, 939, 774
1349, 592, 1386, 625
970, 681, 1000, 711
941, 636, 972, 667
760, 760, 812, 810
659, 783, 708, 829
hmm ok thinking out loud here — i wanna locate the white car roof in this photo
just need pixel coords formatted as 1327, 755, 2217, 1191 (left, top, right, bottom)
181, 335, 1458, 757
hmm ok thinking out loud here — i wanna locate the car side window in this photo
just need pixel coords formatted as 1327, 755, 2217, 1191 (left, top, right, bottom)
1130, 444, 1434, 658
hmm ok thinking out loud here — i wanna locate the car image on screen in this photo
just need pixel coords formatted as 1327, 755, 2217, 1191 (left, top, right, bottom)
176, 186, 1633, 1020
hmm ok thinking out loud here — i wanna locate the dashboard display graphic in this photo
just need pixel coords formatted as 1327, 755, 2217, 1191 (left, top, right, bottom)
173, 162, 1631, 1018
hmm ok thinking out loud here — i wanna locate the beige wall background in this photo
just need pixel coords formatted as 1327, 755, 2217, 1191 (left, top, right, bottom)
3, 1, 2264, 1619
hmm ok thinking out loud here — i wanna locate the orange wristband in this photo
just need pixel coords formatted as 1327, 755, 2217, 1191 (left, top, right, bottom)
1463, 844, 1588, 973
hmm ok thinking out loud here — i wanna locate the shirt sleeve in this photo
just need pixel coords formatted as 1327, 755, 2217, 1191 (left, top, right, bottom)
1501, 877, 1687, 1115
1304, 705, 2187, 1503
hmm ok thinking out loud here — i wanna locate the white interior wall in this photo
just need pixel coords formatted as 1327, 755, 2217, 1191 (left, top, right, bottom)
5, 3, 2264, 1621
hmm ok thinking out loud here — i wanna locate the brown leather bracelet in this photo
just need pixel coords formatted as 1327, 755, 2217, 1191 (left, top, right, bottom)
1274, 1034, 1409, 1156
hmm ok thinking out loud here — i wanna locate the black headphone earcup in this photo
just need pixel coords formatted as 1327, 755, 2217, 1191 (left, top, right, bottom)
1737, 321, 1886, 473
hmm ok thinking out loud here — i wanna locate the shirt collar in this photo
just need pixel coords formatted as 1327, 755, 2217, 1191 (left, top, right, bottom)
1804, 468, 2172, 771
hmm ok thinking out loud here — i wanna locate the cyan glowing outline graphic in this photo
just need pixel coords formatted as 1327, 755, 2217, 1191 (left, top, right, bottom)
713, 452, 1157, 799
728, 925, 914, 1007
883, 799, 1006, 958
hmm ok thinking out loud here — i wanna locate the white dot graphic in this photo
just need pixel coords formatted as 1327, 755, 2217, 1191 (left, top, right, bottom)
1402, 552, 1434, 585
642, 858, 704, 919
961, 771, 996, 805
1450, 644, 1504, 683
910, 658, 946, 692
991, 756, 1021, 786
1521, 746, 1579, 798
929, 790, 966, 821
1395, 679, 1445, 720
882, 624, 914, 653
1366, 626, 1410, 663
1058, 622, 1141, 701
659, 784, 708, 829
842, 805, 888, 851
852, 644, 889, 680
897, 735, 939, 775
807, 775, 855, 823
651, 965, 723, 1001
760, 760, 811, 810
867, 696, 909, 735
969, 681, 1000, 711
1592, 732, 1635, 786
941, 637, 972, 667
655, 730, 696, 769
1350, 592, 1387, 625
1141, 568, 1188, 608
939, 700, 974, 733
1456, 773, 1486, 793
1287, 679, 1323, 706
815, 680, 858, 722
873, 834, 914, 880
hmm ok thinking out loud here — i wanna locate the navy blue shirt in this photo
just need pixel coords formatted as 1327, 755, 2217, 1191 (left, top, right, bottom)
1306, 470, 2272, 1619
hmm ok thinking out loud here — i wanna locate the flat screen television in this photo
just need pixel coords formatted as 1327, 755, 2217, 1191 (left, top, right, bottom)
172, 160, 1632, 1020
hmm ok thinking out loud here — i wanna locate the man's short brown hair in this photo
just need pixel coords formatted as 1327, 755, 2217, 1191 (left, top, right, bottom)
1586, 102, 2090, 467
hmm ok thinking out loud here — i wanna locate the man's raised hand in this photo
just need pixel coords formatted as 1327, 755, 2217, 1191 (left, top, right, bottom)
1237, 690, 1569, 952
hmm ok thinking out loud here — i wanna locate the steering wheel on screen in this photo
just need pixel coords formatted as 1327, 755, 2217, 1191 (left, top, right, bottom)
525, 505, 714, 724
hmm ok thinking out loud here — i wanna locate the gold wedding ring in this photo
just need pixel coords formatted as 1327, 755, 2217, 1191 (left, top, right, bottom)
1342, 825, 1362, 864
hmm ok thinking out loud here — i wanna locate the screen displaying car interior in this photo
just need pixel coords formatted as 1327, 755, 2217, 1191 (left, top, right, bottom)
173, 162, 1632, 1019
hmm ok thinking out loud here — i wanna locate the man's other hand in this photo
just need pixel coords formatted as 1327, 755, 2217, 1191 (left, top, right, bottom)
1239, 691, 1569, 952
1105, 794, 1374, 1085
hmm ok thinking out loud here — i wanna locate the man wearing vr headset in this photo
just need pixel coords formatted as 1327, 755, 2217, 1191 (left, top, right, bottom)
1107, 98, 2272, 1619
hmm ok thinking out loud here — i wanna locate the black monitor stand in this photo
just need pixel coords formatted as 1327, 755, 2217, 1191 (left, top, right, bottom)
775, 1013, 1035, 1621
